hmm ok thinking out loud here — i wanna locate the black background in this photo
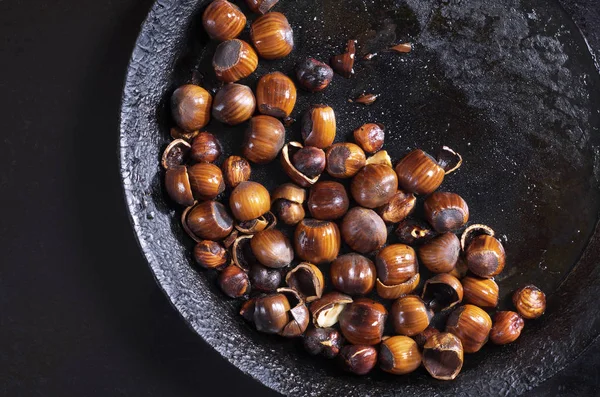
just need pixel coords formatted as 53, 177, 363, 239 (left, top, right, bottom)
0, 1, 598, 396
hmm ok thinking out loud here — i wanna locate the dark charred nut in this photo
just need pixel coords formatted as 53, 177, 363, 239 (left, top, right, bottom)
351, 164, 398, 208
418, 233, 461, 274
307, 181, 349, 220
340, 207, 387, 254
212, 83, 256, 125
391, 295, 433, 336
310, 292, 353, 328
330, 39, 356, 78
281, 142, 321, 187
271, 183, 306, 226
250, 229, 294, 268
162, 139, 191, 169
194, 240, 229, 270
295, 58, 334, 92
390, 42, 412, 53
350, 93, 379, 105
190, 132, 222, 163
229, 181, 271, 221
188, 162, 226, 200
424, 192, 469, 233
436, 146, 463, 175
330, 253, 376, 296
379, 336, 422, 375
249, 263, 282, 292
218, 264, 250, 298
213, 39, 258, 83
292, 146, 327, 179
376, 273, 420, 300
490, 311, 525, 345
460, 224, 496, 251
170, 126, 199, 142
277, 288, 310, 337
325, 143, 366, 179
231, 235, 258, 271
446, 304, 492, 353
301, 105, 336, 149
377, 190, 416, 224
414, 326, 441, 348
202, 0, 246, 41
186, 201, 234, 241
171, 84, 213, 132
422, 332, 464, 380
395, 149, 445, 195
366, 150, 393, 167
512, 285, 546, 319
250, 12, 294, 60
294, 219, 341, 264
256, 72, 297, 118
303, 327, 343, 358
422, 274, 464, 312
376, 244, 418, 286
165, 166, 195, 207
222, 155, 251, 188
395, 218, 436, 245
245, 0, 279, 14
449, 256, 469, 279
465, 235, 506, 278
462, 276, 499, 308
353, 123, 385, 154
243, 115, 286, 164
339, 345, 378, 375
339, 298, 387, 345
251, 293, 291, 334
286, 263, 324, 302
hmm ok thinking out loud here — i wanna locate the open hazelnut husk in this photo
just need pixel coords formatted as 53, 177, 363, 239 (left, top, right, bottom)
310, 292, 353, 328
281, 142, 323, 187
235, 211, 277, 234
286, 262, 324, 303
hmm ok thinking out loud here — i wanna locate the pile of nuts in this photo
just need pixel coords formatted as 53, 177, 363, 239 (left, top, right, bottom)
161, 0, 547, 380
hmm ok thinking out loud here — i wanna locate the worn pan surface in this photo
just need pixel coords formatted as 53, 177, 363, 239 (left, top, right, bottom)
119, 0, 600, 395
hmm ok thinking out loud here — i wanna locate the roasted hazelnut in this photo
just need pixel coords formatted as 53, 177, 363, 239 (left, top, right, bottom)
190, 132, 222, 163
325, 143, 366, 179
366, 150, 392, 167
294, 219, 341, 264
340, 207, 387, 254
295, 58, 334, 92
229, 181, 271, 221
303, 327, 343, 358
376, 273, 420, 300
188, 162, 226, 200
256, 72, 297, 118
351, 164, 398, 208
375, 244, 418, 286
338, 298, 387, 345
292, 146, 326, 179
390, 295, 433, 336
249, 263, 282, 292
465, 235, 506, 278
185, 201, 234, 241
379, 336, 421, 375
512, 285, 546, 319
446, 304, 492, 353
251, 293, 291, 334
243, 115, 286, 164
301, 105, 336, 149
422, 332, 464, 380
281, 142, 322, 187
171, 84, 212, 132
212, 83, 256, 125
330, 40, 356, 79
461, 276, 499, 308
250, 229, 294, 268
194, 240, 229, 270
377, 190, 416, 224
245, 0, 278, 14
353, 123, 385, 154
424, 192, 469, 233
218, 264, 250, 298
490, 311, 525, 345
418, 233, 461, 273
330, 253, 376, 296
213, 39, 258, 83
310, 292, 353, 328
170, 126, 199, 142
307, 181, 349, 220
339, 345, 378, 375
250, 12, 294, 60
286, 263, 324, 302
202, 0, 246, 41
222, 155, 251, 188
395, 218, 436, 246
422, 274, 463, 312
271, 183, 306, 225
414, 326, 441, 348
162, 139, 191, 170
165, 166, 195, 207
276, 288, 310, 337
395, 149, 445, 195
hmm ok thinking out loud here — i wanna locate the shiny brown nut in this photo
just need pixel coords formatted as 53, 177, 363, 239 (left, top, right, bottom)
218, 264, 250, 298
202, 0, 246, 41
252, 293, 291, 334
303, 327, 343, 358
194, 240, 229, 270
256, 72, 297, 118
338, 298, 387, 345
340, 207, 387, 254
377, 190, 416, 224
295, 58, 334, 92
250, 229, 293, 268
395, 218, 436, 246
271, 184, 306, 225
171, 84, 212, 132
351, 164, 398, 208
490, 311, 524, 345
446, 304, 492, 353
462, 276, 499, 308
276, 287, 310, 337
301, 105, 336, 149
414, 326, 441, 348
165, 166, 195, 207
330, 39, 356, 78
465, 235, 506, 278
170, 126, 199, 142
339, 345, 378, 375
366, 150, 392, 167
379, 336, 421, 375
286, 263, 324, 302
390, 295, 433, 336
186, 201, 234, 241
395, 149, 445, 195
243, 115, 286, 164
222, 155, 251, 188
213, 39, 258, 83
376, 273, 420, 300
250, 12, 294, 60
307, 181, 349, 220
249, 263, 282, 292
280, 142, 321, 187
375, 244, 418, 286
422, 332, 464, 380
310, 292, 353, 328
245, 0, 278, 14
353, 123, 385, 154
294, 219, 341, 264
512, 285, 546, 319
418, 232, 461, 274
162, 139, 191, 170
188, 162, 226, 200
229, 181, 271, 221
212, 83, 256, 125
190, 132, 222, 163
330, 253, 376, 296
424, 192, 469, 233
325, 143, 366, 179
292, 146, 326, 179
422, 274, 463, 312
